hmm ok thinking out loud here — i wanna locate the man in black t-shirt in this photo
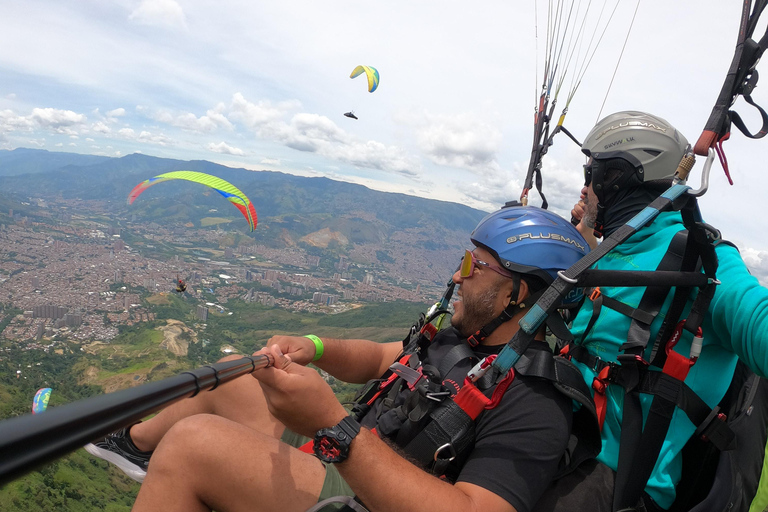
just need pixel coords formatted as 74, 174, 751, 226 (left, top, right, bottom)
88, 206, 591, 512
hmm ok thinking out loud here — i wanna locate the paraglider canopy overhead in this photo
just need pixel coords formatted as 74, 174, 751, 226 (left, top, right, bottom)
350, 65, 379, 93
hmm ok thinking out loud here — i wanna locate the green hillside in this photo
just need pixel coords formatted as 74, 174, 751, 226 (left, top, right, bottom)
0, 300, 429, 511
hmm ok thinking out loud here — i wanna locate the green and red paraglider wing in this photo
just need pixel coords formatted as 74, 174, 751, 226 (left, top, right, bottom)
128, 170, 257, 231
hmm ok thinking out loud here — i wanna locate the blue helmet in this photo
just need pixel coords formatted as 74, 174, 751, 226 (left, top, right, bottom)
470, 205, 589, 305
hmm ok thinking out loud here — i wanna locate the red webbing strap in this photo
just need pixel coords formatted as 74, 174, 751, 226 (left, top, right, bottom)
694, 130, 719, 157
454, 369, 516, 420
662, 349, 693, 382
661, 321, 698, 382
453, 380, 490, 420
421, 322, 437, 342
592, 365, 611, 431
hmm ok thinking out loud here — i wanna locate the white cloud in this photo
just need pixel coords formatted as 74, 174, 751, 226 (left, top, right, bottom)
106, 108, 126, 118
149, 105, 233, 132
129, 0, 187, 30
414, 112, 503, 171
92, 121, 111, 134
461, 166, 523, 210
278, 113, 348, 151
137, 130, 173, 146
30, 108, 86, 130
0, 107, 87, 139
0, 109, 34, 132
260, 157, 280, 165
228, 93, 294, 131
207, 141, 244, 156
228, 94, 419, 177
739, 248, 768, 287
118, 128, 136, 137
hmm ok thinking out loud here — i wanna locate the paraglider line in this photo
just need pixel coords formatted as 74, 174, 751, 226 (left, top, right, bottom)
597, 0, 641, 121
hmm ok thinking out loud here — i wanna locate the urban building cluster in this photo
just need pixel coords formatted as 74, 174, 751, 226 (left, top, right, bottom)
0, 200, 445, 351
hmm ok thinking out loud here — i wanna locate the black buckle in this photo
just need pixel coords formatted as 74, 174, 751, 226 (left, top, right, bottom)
695, 406, 736, 451
617, 353, 649, 366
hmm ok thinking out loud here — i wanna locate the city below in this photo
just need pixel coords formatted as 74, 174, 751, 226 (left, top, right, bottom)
0, 196, 451, 355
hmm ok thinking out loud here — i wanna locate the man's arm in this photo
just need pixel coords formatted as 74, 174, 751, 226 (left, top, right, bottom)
253, 344, 517, 512
338, 428, 516, 512
710, 244, 768, 377
267, 335, 402, 383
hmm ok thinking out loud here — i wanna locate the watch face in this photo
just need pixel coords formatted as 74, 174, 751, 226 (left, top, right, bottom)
313, 417, 359, 463
316, 435, 345, 462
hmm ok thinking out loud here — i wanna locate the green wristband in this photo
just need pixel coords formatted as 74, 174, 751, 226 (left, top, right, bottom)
304, 335, 324, 361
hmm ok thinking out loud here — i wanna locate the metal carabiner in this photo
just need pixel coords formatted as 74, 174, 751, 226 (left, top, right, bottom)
687, 147, 714, 197
467, 355, 497, 383
666, 320, 704, 364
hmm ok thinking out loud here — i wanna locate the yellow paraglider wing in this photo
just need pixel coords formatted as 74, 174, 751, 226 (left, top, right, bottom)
350, 65, 380, 93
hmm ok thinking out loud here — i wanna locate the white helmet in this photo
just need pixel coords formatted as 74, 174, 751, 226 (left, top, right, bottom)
582, 111, 689, 183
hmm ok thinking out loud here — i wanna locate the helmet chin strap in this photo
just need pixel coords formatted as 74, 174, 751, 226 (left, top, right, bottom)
593, 202, 606, 238
466, 275, 553, 347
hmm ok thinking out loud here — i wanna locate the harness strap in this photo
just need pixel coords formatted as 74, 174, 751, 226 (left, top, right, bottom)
495, 185, 691, 375
566, 343, 735, 453
402, 368, 516, 475
436, 342, 496, 391
614, 208, 716, 511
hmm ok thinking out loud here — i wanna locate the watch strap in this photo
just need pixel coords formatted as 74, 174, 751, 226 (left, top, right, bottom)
337, 415, 361, 439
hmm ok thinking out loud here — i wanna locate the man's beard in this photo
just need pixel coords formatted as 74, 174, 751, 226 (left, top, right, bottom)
583, 196, 597, 229
452, 286, 502, 337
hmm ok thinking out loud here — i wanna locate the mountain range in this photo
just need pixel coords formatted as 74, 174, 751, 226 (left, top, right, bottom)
0, 148, 490, 286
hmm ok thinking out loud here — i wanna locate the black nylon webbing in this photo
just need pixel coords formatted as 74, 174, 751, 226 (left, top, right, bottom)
504, 191, 680, 369
614, 203, 722, 510
575, 270, 709, 289
612, 230, 692, 511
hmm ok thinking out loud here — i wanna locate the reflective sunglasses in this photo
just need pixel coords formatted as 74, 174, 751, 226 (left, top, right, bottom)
460, 249, 514, 279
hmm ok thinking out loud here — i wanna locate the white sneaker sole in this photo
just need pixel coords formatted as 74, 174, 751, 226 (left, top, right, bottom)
84, 443, 147, 483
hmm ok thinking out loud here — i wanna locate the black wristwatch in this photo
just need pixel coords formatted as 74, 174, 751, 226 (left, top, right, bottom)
313, 416, 361, 463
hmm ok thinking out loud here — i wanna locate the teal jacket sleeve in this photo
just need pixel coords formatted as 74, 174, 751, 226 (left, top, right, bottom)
709, 243, 768, 378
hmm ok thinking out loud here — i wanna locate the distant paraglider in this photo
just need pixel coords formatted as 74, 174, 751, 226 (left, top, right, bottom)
344, 111, 358, 120
175, 277, 187, 294
350, 65, 379, 93
128, 171, 257, 231
32, 387, 52, 414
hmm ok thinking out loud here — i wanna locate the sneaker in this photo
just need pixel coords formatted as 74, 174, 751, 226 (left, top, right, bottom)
84, 425, 152, 482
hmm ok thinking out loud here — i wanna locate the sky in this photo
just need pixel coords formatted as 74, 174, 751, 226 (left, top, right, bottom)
2, 0, 768, 281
